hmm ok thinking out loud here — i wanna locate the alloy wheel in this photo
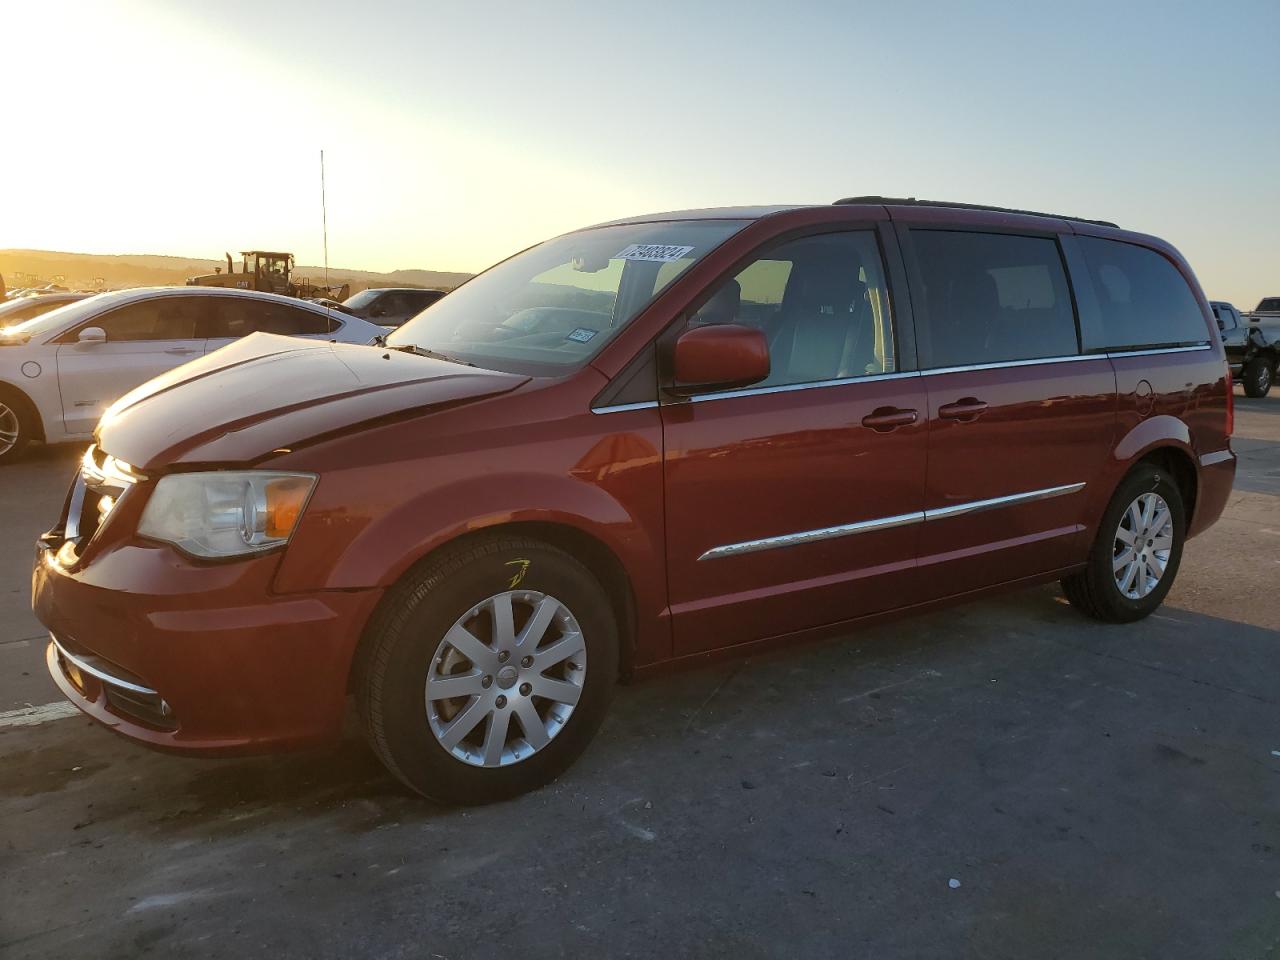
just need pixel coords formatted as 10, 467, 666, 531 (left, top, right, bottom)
0, 403, 18, 456
1112, 492, 1173, 600
425, 590, 586, 768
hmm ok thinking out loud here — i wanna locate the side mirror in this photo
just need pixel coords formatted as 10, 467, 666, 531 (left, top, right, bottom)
671, 323, 769, 395
78, 326, 106, 344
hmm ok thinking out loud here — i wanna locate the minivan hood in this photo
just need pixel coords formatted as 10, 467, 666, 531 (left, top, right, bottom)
97, 333, 529, 470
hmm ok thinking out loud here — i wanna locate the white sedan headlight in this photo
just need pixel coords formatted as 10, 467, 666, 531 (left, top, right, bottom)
138, 471, 317, 559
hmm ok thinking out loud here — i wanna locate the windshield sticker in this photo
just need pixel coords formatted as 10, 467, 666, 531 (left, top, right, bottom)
566, 327, 598, 343
614, 243, 694, 263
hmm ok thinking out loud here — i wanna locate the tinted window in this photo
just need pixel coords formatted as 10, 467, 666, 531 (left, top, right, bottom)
208, 299, 333, 338
911, 231, 1078, 368
683, 231, 896, 389
1078, 237, 1209, 350
1213, 304, 1237, 331
1258, 298, 1280, 313
96, 297, 205, 342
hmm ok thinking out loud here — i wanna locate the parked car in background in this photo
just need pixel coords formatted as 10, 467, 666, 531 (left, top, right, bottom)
1247, 297, 1280, 321
0, 286, 384, 463
0, 291, 94, 326
33, 198, 1233, 805
342, 287, 446, 327
1212, 299, 1280, 396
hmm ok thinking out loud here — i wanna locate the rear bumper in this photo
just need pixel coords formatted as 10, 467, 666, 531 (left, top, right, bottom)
33, 541, 382, 755
1189, 448, 1236, 539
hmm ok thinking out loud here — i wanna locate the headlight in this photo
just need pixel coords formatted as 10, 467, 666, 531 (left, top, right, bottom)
137, 471, 317, 559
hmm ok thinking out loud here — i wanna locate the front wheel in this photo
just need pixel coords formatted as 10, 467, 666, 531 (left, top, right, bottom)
1061, 463, 1185, 623
355, 536, 618, 805
1242, 357, 1274, 398
0, 392, 33, 465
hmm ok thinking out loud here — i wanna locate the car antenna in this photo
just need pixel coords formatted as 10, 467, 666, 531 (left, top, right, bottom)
320, 149, 330, 292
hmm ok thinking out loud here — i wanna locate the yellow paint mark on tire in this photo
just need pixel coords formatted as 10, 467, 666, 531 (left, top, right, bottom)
506, 558, 531, 589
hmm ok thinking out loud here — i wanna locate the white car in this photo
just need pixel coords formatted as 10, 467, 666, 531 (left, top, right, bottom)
0, 286, 386, 463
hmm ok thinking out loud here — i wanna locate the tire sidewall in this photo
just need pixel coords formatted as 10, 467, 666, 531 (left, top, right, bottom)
372, 541, 618, 804
1093, 466, 1185, 619
0, 392, 31, 465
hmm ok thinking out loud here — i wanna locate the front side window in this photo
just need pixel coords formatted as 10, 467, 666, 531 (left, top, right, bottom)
911, 230, 1078, 369
388, 220, 749, 373
95, 297, 205, 342
681, 230, 896, 388
1078, 237, 1210, 351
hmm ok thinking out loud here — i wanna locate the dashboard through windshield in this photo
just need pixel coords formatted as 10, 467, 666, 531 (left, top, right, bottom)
386, 219, 749, 374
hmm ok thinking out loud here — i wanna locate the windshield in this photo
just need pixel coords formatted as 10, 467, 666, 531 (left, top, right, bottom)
0, 290, 118, 339
387, 219, 749, 373
343, 289, 383, 310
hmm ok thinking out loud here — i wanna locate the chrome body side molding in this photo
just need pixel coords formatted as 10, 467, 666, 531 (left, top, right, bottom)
697, 482, 1087, 561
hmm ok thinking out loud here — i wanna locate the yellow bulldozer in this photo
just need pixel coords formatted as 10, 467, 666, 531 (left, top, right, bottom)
187, 251, 349, 301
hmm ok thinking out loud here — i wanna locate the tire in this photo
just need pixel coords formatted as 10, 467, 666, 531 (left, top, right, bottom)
1061, 463, 1185, 624
354, 536, 619, 805
0, 389, 33, 465
1242, 356, 1274, 398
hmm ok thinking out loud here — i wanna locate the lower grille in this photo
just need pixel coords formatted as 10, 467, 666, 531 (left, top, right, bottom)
51, 633, 175, 731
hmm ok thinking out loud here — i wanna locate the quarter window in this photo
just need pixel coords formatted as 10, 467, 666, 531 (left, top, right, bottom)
1077, 237, 1209, 351
910, 230, 1078, 369
682, 231, 896, 389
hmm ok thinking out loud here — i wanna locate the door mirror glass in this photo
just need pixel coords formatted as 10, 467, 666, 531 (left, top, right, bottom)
672, 323, 769, 394
78, 326, 107, 344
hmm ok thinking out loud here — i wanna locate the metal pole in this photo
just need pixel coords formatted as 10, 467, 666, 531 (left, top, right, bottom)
320, 149, 330, 287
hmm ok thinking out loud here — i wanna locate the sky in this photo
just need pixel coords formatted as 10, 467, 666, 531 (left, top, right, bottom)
2, 0, 1276, 304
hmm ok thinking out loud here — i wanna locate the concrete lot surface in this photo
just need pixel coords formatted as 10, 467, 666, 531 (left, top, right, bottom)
2, 397, 1278, 959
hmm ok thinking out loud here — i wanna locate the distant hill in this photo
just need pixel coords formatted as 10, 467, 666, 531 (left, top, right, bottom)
0, 249, 473, 295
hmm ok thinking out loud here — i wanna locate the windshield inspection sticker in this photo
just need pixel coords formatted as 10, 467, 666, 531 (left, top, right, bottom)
614, 243, 694, 263
566, 327, 598, 343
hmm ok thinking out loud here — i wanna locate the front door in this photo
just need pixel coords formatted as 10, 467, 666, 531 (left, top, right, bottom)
899, 227, 1117, 598
54, 295, 208, 435
661, 228, 928, 655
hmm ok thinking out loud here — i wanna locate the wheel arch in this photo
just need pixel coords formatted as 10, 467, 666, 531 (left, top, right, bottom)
352, 518, 641, 683
0, 378, 46, 442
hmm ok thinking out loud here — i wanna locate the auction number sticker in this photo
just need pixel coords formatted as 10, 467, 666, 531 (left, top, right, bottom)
614, 244, 694, 263
565, 327, 598, 343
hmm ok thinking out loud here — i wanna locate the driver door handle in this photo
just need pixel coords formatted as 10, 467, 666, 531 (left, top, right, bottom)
938, 398, 989, 421
861, 407, 918, 431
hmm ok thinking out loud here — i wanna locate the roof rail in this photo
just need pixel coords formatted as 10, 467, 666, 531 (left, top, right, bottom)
832, 196, 1118, 229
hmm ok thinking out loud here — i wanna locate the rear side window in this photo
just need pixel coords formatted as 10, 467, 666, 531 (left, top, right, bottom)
910, 230, 1078, 368
1077, 237, 1209, 351
208, 299, 334, 337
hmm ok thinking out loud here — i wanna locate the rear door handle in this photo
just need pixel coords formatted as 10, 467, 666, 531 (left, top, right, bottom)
861, 407, 918, 432
938, 398, 989, 421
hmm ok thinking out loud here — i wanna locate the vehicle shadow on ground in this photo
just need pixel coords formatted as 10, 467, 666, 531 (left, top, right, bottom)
7, 581, 1277, 841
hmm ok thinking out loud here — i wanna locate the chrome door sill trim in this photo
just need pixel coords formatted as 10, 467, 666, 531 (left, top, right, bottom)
50, 633, 158, 696
1199, 449, 1234, 467
698, 482, 1086, 560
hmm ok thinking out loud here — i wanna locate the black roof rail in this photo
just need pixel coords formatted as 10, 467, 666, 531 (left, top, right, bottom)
833, 196, 1119, 229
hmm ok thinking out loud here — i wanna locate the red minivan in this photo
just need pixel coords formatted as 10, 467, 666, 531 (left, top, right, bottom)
33, 198, 1236, 804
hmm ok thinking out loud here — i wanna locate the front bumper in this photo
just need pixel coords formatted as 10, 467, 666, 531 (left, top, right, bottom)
33, 536, 382, 756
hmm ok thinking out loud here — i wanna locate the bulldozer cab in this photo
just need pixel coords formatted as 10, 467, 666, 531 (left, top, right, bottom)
245, 251, 293, 295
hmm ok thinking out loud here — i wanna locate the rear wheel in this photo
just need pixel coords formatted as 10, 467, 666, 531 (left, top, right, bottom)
355, 536, 618, 805
1242, 356, 1274, 398
0, 391, 33, 465
1061, 463, 1185, 623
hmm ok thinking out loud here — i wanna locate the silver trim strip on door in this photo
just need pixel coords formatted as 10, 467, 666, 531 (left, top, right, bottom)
921, 354, 1099, 377
1104, 344, 1211, 359
591, 401, 660, 415
697, 482, 1087, 560
687, 370, 920, 404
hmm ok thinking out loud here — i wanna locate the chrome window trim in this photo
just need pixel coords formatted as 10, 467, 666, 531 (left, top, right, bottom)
921, 354, 1099, 377
681, 370, 921, 405
698, 482, 1086, 560
1104, 344, 1211, 359
1199, 449, 1234, 467
50, 633, 158, 696
590, 401, 660, 415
